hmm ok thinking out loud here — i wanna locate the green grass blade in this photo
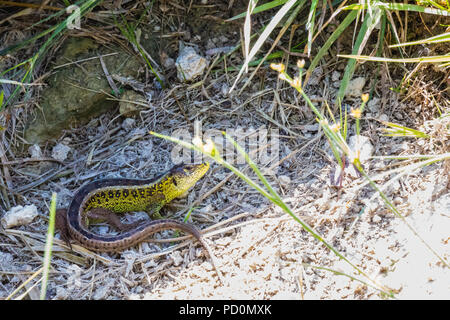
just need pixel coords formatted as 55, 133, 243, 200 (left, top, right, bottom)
229, 0, 298, 92
345, 2, 450, 16
0, 90, 4, 112
243, 0, 259, 72
306, 0, 319, 57
336, 7, 383, 104
389, 32, 450, 47
338, 54, 450, 63
237, 0, 306, 94
305, 9, 358, 85
227, 0, 290, 21
381, 122, 430, 138
40, 192, 57, 300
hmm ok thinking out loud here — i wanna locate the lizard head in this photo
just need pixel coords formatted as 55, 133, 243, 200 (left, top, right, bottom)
168, 162, 210, 198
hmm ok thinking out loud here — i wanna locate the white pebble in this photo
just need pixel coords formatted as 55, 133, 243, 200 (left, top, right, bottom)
345, 77, 366, 98
176, 47, 207, 82
278, 175, 291, 187
52, 143, 71, 161
121, 118, 136, 130
1, 205, 38, 229
372, 215, 382, 223
28, 144, 42, 158
379, 114, 389, 122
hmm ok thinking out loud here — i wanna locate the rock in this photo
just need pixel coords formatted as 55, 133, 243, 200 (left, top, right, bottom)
394, 112, 403, 120
345, 77, 366, 98
28, 144, 42, 158
372, 215, 382, 223
308, 67, 323, 86
170, 251, 183, 267
162, 56, 175, 69
160, 51, 175, 69
52, 143, 71, 161
278, 175, 291, 187
176, 47, 207, 82
331, 71, 340, 82
1, 205, 38, 229
205, 38, 216, 50
121, 118, 136, 130
24, 37, 142, 144
221, 83, 229, 96
218, 35, 229, 43
367, 97, 380, 113
119, 90, 146, 116
379, 114, 389, 122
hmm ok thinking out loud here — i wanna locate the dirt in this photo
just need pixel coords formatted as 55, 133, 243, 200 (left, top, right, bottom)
0, 1, 448, 300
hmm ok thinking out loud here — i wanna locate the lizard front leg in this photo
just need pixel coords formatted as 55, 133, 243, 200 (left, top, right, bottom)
145, 193, 166, 220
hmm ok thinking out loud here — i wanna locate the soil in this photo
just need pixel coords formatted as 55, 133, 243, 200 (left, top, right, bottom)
0, 1, 448, 300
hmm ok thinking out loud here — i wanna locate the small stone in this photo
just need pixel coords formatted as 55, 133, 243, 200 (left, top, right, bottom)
372, 215, 382, 223
385, 180, 400, 196
331, 71, 340, 82
278, 175, 291, 187
161, 52, 175, 69
367, 97, 380, 113
308, 67, 323, 86
119, 90, 146, 116
176, 47, 207, 82
28, 144, 42, 158
392, 141, 409, 154
52, 143, 71, 161
93, 285, 109, 300
163, 57, 175, 69
1, 205, 38, 229
379, 114, 389, 122
394, 112, 403, 120
170, 251, 183, 267
221, 83, 229, 96
345, 77, 366, 98
0, 252, 13, 269
218, 35, 229, 43
121, 118, 136, 130
205, 38, 216, 50
54, 287, 69, 300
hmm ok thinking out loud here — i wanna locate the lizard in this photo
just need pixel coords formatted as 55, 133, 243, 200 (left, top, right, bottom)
55, 162, 223, 282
